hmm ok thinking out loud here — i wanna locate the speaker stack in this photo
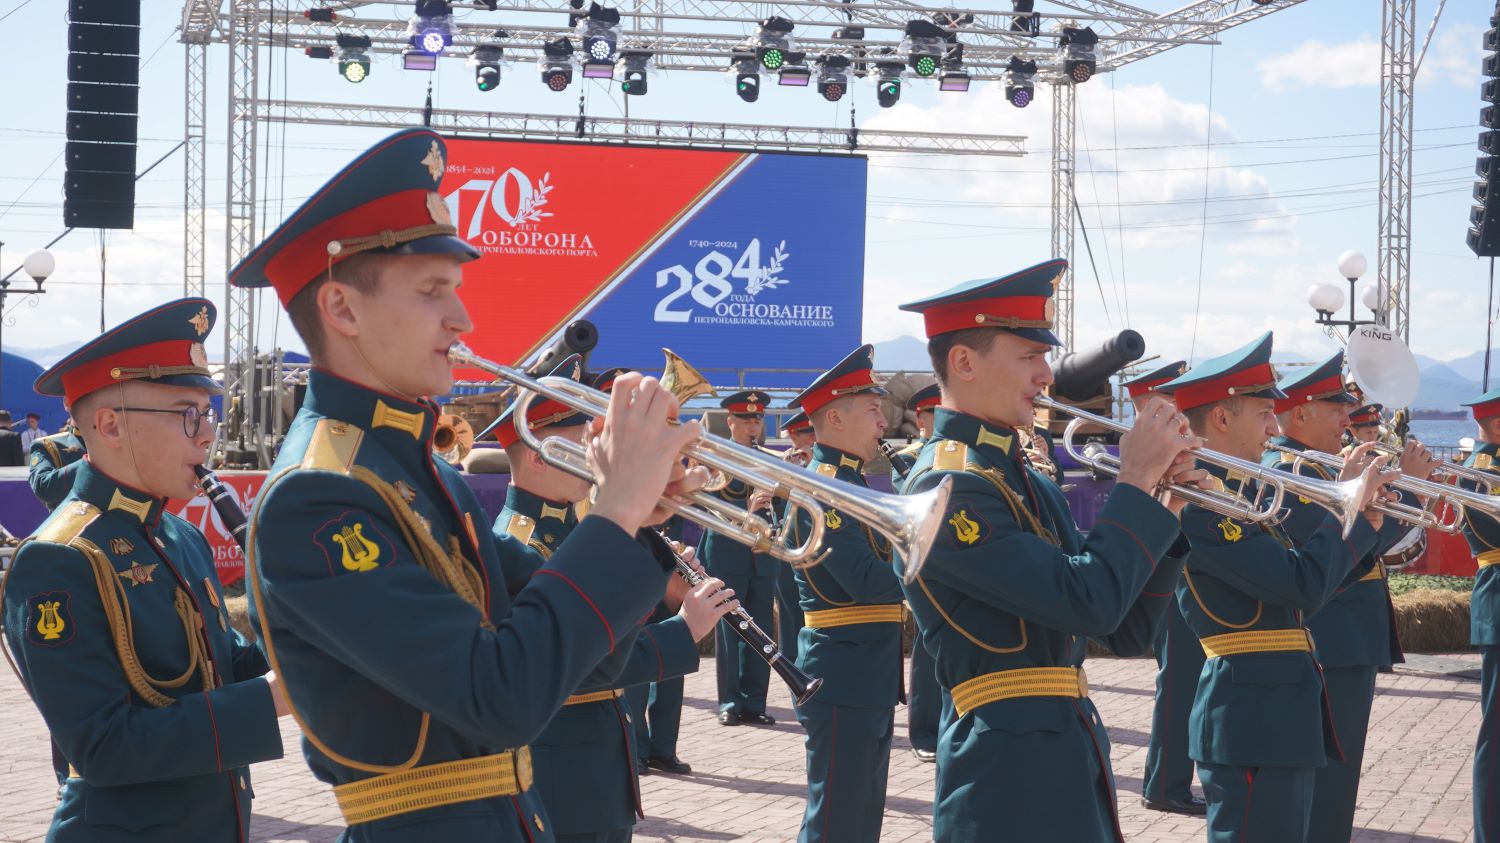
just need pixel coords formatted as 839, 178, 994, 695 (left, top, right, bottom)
64, 0, 141, 230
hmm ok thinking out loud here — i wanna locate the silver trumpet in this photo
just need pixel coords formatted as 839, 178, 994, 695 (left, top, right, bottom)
1036, 395, 1384, 538
1369, 442, 1500, 496
1266, 443, 1478, 534
449, 342, 952, 581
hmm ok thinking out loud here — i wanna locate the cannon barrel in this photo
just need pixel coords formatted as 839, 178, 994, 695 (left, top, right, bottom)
1052, 329, 1146, 401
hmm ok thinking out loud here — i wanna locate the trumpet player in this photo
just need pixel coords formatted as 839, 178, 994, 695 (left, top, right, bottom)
1458, 386, 1500, 843
1155, 334, 1392, 843
1346, 403, 1384, 447
783, 344, 906, 843
701, 390, 782, 726
231, 128, 709, 840
895, 260, 1205, 843
1125, 360, 1209, 818
1263, 352, 1432, 842
487, 360, 736, 843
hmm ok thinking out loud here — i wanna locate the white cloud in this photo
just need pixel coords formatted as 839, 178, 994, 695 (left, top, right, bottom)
1258, 39, 1380, 94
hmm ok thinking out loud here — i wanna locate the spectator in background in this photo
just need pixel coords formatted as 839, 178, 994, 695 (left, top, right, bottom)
0, 411, 24, 467
19, 412, 42, 450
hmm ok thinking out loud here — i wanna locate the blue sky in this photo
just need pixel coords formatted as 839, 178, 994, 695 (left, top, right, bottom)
0, 0, 1493, 370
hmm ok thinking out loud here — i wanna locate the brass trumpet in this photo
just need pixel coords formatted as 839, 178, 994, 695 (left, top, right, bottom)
1037, 395, 1383, 538
1267, 443, 1482, 534
432, 414, 474, 466
449, 342, 952, 580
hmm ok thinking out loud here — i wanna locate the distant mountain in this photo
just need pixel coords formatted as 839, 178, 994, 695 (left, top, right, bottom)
1438, 349, 1500, 383
872, 335, 932, 372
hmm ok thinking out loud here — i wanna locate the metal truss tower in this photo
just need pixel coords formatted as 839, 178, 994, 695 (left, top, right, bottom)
225, 0, 264, 464
1379, 0, 1414, 342
1051, 81, 1076, 351
181, 3, 212, 299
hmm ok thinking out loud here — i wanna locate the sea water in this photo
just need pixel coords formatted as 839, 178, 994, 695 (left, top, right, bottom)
1407, 419, 1478, 449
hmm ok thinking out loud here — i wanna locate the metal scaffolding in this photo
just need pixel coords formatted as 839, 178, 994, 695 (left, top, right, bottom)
1379, 0, 1414, 342
1050, 81, 1076, 351
179, 0, 1328, 464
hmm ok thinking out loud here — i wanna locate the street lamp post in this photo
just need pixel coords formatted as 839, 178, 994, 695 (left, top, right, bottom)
1306, 250, 1378, 338
0, 244, 56, 410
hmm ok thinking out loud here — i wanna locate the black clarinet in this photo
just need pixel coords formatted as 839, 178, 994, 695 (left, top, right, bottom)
194, 465, 248, 551
660, 531, 822, 705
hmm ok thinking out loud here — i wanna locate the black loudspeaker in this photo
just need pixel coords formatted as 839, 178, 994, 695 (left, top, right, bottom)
1470, 7, 1500, 257
63, 0, 141, 229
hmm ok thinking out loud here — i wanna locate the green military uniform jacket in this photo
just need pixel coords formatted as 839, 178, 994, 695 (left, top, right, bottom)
1, 462, 282, 842
899, 408, 1183, 842
697, 475, 780, 579
28, 428, 87, 510
247, 370, 674, 842
790, 443, 905, 709
1263, 435, 1406, 668
1177, 461, 1379, 768
1461, 442, 1500, 645
493, 484, 699, 836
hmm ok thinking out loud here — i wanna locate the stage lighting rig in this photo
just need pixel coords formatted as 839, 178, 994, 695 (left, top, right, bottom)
901, 19, 946, 78
336, 34, 372, 83
778, 51, 811, 87
407, 0, 452, 56
540, 37, 575, 91
871, 55, 904, 108
1060, 26, 1098, 83
620, 50, 652, 95
1010, 0, 1038, 35
730, 50, 760, 102
816, 54, 850, 101
754, 16, 795, 72
470, 41, 504, 91
577, 4, 621, 79
1006, 56, 1036, 107
938, 42, 968, 92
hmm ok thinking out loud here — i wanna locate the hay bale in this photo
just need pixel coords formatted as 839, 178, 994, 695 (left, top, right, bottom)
1393, 588, 1471, 653
225, 594, 256, 642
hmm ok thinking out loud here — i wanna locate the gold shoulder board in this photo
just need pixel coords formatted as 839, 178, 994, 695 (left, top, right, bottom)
815, 463, 838, 478
302, 419, 365, 474
932, 441, 970, 472
507, 514, 537, 546
35, 501, 102, 545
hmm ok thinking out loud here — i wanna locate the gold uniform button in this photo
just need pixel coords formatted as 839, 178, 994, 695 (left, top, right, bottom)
239, 775, 248, 790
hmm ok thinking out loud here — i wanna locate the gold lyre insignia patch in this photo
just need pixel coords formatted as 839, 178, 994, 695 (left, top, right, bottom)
949, 509, 981, 545
118, 561, 159, 587
1217, 517, 1244, 543
825, 509, 844, 530
28, 592, 71, 647
333, 523, 382, 572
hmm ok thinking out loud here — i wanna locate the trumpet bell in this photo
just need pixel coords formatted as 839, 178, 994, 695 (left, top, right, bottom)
661, 347, 716, 404
433, 414, 475, 465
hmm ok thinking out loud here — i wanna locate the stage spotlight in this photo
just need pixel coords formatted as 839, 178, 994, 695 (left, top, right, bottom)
816, 54, 850, 101
576, 4, 621, 79
1060, 26, 1098, 83
777, 51, 811, 86
902, 19, 946, 77
619, 50, 652, 95
336, 34, 372, 83
470, 43, 503, 91
540, 37, 574, 91
1006, 56, 1036, 107
730, 50, 760, 102
755, 16, 795, 71
872, 58, 903, 108
407, 0, 452, 56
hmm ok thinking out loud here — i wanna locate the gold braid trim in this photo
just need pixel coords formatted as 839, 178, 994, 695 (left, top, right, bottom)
331, 224, 459, 259
527, 540, 554, 561
79, 538, 212, 707
110, 364, 211, 381
785, 514, 853, 608
349, 467, 494, 632
247, 467, 431, 776
40, 438, 61, 466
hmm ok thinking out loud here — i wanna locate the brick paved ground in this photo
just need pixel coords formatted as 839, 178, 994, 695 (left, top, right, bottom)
0, 654, 1481, 842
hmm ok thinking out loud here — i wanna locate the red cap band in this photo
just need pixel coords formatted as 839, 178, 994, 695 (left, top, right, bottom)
1126, 375, 1177, 400
495, 397, 577, 448
1474, 401, 1500, 423
1273, 374, 1347, 414
1170, 363, 1277, 412
920, 295, 1050, 338
726, 400, 765, 415
911, 394, 941, 411
784, 419, 813, 434
263, 189, 451, 307
801, 368, 879, 416
59, 340, 204, 407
